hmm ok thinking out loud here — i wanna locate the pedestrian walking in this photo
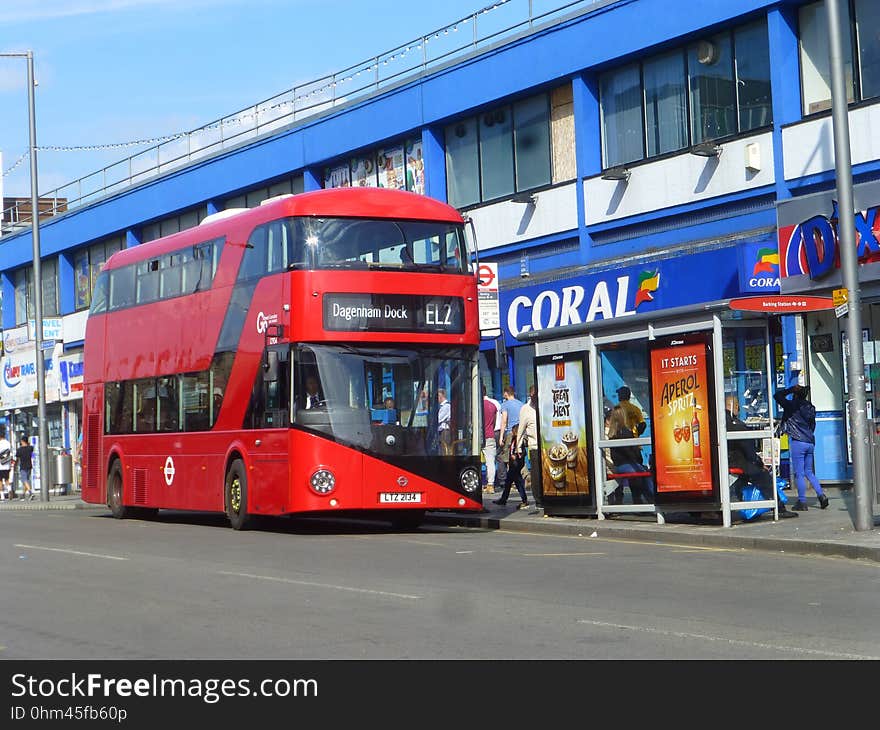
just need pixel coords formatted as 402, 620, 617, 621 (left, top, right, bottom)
481, 385, 499, 494
0, 427, 12, 500
493, 424, 528, 509
774, 384, 828, 511
14, 435, 34, 501
497, 386, 524, 488
515, 385, 540, 507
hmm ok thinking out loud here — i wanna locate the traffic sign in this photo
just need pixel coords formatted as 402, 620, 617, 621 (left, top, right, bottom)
833, 288, 848, 306
835, 303, 849, 319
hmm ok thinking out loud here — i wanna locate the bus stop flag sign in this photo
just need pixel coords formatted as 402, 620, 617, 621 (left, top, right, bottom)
478, 262, 501, 338
727, 295, 836, 313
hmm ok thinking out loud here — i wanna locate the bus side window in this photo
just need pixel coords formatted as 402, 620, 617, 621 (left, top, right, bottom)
105, 382, 134, 434
136, 259, 160, 304
160, 254, 183, 299
157, 376, 180, 432
181, 372, 210, 431
109, 266, 135, 310
91, 271, 109, 314
238, 225, 269, 281
134, 378, 157, 433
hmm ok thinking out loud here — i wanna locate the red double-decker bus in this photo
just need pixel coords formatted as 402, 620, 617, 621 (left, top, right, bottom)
81, 188, 483, 529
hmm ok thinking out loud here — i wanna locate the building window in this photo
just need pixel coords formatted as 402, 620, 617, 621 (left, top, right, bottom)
224, 176, 305, 211
142, 206, 208, 243
735, 21, 773, 131
323, 138, 425, 195
13, 258, 58, 324
688, 33, 735, 144
800, 0, 880, 113
445, 93, 552, 208
599, 18, 772, 168
600, 64, 645, 167
74, 236, 125, 311
645, 50, 688, 156
445, 118, 480, 208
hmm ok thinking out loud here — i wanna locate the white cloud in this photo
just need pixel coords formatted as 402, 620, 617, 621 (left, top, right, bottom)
0, 0, 228, 23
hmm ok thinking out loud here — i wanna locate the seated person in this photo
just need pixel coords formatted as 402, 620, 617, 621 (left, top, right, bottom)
300, 374, 325, 410
607, 406, 654, 504
383, 397, 399, 425
725, 395, 795, 518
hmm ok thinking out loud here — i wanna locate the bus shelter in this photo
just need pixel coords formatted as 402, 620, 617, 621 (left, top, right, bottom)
518, 297, 832, 528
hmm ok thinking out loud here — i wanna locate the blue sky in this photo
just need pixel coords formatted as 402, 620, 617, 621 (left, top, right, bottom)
1, 0, 525, 198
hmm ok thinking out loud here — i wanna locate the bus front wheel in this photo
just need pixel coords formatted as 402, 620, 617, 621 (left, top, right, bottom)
107, 461, 136, 519
225, 459, 252, 531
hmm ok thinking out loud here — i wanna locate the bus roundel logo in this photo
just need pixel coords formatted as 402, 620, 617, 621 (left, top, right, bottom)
163, 456, 176, 486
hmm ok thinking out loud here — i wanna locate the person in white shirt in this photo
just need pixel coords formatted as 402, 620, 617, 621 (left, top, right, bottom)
437, 389, 452, 455
0, 427, 12, 500
515, 385, 540, 507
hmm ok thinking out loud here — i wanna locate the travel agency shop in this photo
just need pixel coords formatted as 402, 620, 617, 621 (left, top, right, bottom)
777, 178, 880, 485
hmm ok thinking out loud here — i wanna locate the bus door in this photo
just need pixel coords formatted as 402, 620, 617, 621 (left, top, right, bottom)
245, 344, 291, 514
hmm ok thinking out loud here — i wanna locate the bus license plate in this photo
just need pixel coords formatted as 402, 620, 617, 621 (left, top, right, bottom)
379, 492, 422, 503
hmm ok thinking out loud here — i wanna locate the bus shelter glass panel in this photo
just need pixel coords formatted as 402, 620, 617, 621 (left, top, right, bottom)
598, 341, 654, 506
722, 323, 776, 507
535, 354, 594, 514
723, 325, 772, 429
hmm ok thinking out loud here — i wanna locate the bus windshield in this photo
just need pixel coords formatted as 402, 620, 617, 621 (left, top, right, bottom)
295, 217, 470, 273
293, 344, 477, 458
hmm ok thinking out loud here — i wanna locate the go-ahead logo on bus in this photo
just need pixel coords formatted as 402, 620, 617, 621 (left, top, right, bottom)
256, 311, 279, 334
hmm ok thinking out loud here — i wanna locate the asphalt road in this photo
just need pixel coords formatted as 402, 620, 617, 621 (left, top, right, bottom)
1, 509, 879, 660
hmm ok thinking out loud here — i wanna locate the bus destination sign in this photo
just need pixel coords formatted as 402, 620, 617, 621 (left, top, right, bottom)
323, 293, 465, 333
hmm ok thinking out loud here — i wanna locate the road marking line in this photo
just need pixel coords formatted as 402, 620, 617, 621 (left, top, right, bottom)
217, 571, 422, 600
15, 544, 128, 561
576, 618, 880, 660
521, 552, 606, 557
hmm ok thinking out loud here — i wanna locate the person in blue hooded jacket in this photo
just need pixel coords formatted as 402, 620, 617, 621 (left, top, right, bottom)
774, 384, 828, 511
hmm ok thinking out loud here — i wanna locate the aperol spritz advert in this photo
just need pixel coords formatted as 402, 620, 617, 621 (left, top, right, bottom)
649, 340, 714, 494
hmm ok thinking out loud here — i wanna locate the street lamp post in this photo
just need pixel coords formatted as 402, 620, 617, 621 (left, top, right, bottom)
825, 0, 873, 531
1, 51, 50, 502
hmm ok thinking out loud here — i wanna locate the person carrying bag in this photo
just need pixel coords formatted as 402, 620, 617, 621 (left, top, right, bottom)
774, 384, 828, 511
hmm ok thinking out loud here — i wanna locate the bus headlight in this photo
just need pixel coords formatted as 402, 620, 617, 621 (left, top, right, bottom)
459, 468, 480, 493
310, 469, 336, 495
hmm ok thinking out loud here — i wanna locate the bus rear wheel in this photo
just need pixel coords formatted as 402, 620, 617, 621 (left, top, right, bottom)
225, 459, 252, 531
107, 460, 136, 519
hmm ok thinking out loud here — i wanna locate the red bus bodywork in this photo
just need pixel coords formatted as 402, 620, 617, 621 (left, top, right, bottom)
81, 188, 483, 526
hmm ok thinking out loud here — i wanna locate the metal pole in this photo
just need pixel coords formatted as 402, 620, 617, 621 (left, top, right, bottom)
23, 52, 51, 502
826, 0, 873, 530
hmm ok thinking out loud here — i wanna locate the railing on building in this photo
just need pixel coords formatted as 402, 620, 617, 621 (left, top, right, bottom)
1, 0, 611, 233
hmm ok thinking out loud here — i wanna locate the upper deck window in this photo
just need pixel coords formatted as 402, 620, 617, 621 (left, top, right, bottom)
90, 237, 223, 314
236, 217, 470, 281
302, 218, 469, 274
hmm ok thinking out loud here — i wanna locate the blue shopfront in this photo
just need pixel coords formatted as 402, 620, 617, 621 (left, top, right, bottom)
482, 241, 789, 411
777, 178, 880, 484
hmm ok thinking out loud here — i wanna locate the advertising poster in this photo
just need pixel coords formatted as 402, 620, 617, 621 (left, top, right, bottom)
350, 155, 376, 187
649, 338, 715, 496
323, 164, 350, 189
74, 253, 91, 310
405, 137, 425, 195
536, 357, 590, 498
377, 144, 405, 190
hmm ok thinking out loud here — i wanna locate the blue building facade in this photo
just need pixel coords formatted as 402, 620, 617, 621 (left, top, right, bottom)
1, 0, 877, 483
